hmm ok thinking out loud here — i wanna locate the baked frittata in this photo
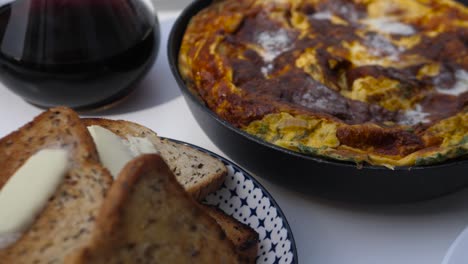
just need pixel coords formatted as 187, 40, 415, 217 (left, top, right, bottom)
178, 0, 468, 168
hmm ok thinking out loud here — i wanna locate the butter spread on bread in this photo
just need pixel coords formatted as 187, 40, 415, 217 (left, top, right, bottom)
0, 109, 256, 263
0, 149, 69, 248
87, 125, 134, 178
87, 125, 157, 178
83, 118, 227, 201
0, 107, 113, 263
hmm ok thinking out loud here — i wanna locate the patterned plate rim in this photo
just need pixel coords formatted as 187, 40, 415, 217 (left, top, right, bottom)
164, 137, 298, 264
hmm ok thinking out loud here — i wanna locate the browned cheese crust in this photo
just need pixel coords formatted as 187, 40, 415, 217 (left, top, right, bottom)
178, 0, 468, 167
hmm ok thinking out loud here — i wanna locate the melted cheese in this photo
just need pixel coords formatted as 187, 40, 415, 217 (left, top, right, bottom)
399, 104, 431, 125
435, 70, 468, 96
364, 18, 415, 35
343, 76, 413, 111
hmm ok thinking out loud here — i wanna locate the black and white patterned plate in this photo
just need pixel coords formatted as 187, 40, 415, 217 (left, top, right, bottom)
168, 139, 298, 264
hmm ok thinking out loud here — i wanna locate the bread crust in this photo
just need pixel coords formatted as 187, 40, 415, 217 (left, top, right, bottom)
82, 118, 227, 200
68, 154, 240, 264
0, 107, 113, 263
0, 107, 100, 188
202, 205, 259, 263
0, 110, 252, 263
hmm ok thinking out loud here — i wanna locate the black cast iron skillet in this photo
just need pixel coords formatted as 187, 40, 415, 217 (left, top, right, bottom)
168, 0, 468, 203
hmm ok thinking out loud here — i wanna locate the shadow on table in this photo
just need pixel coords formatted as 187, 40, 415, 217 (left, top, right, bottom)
292, 185, 468, 217
83, 16, 181, 116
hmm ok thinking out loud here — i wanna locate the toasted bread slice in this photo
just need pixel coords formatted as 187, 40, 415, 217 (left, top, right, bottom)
0, 107, 113, 263
202, 205, 259, 263
82, 118, 227, 201
68, 154, 240, 264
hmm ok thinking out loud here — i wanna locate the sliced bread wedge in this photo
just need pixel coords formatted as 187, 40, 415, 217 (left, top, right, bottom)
67, 154, 240, 264
202, 205, 259, 263
81, 118, 227, 201
0, 107, 113, 263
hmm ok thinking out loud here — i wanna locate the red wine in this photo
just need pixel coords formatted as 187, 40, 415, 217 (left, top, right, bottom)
0, 0, 159, 110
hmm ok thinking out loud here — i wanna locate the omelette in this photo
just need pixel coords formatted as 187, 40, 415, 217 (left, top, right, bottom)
178, 0, 468, 168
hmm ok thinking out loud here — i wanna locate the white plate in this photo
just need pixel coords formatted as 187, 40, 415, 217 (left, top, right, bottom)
442, 226, 468, 264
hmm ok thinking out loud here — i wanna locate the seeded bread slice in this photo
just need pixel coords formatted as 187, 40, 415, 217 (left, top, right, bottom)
81, 118, 227, 201
202, 205, 259, 263
68, 154, 240, 264
0, 107, 113, 263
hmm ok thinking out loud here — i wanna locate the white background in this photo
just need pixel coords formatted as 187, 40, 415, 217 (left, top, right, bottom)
0, 1, 467, 263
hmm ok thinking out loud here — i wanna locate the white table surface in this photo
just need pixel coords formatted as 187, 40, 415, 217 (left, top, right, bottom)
1, 6, 468, 264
